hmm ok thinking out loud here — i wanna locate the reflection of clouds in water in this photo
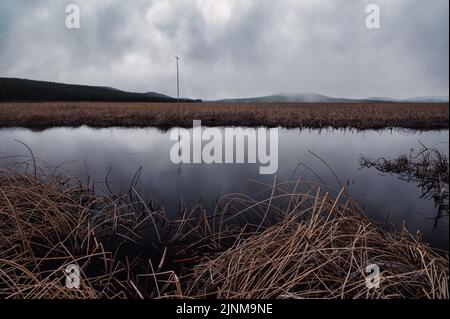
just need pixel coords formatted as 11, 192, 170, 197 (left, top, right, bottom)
0, 127, 448, 249
0, 126, 172, 170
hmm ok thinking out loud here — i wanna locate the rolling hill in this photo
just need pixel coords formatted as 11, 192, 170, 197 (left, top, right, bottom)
0, 78, 200, 103
213, 93, 449, 104
1, 78, 447, 104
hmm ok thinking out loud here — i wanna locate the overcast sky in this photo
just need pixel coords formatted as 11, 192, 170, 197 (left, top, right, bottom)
0, 0, 448, 99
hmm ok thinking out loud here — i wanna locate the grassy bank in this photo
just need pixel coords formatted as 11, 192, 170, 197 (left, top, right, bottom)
0, 164, 448, 299
0, 102, 448, 130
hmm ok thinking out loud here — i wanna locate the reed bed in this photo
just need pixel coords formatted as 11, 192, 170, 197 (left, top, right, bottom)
178, 180, 448, 299
360, 145, 449, 218
0, 164, 448, 299
0, 164, 170, 299
0, 102, 448, 130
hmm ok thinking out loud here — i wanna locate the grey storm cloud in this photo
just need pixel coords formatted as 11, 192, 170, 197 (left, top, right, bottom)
0, 0, 448, 99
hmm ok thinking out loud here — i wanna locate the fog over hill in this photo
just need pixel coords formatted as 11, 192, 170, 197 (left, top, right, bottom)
213, 93, 449, 104
0, 78, 448, 104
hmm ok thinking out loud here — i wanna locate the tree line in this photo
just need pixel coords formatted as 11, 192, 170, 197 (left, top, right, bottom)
0, 78, 200, 103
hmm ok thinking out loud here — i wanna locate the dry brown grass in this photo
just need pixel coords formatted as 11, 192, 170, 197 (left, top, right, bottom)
0, 164, 448, 299
0, 102, 448, 130
0, 164, 171, 299
181, 182, 449, 299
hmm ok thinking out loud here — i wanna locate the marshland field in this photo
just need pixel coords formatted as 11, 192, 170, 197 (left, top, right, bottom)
0, 101, 448, 299
0, 0, 448, 303
0, 102, 448, 129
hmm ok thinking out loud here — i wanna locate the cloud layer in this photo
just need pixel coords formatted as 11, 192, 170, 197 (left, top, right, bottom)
0, 0, 448, 99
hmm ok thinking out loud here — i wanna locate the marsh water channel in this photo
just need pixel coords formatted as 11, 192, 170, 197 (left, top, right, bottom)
0, 126, 448, 250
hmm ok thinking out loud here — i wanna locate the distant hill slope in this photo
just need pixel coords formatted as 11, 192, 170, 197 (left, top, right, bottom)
213, 93, 449, 104
403, 96, 450, 103
0, 78, 200, 103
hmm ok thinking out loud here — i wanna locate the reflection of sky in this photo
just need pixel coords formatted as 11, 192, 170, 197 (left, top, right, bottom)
0, 127, 448, 249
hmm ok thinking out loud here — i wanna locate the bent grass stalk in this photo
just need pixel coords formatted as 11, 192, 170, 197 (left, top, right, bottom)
0, 163, 448, 299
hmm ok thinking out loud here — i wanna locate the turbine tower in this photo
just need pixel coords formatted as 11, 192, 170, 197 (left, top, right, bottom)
175, 55, 182, 173
175, 55, 180, 112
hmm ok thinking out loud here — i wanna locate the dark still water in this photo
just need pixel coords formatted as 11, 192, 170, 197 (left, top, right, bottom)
0, 126, 448, 250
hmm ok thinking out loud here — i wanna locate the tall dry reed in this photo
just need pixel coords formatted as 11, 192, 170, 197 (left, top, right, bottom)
0, 164, 448, 299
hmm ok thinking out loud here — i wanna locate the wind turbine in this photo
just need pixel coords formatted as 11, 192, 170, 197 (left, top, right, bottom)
175, 55, 180, 113
175, 55, 182, 174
